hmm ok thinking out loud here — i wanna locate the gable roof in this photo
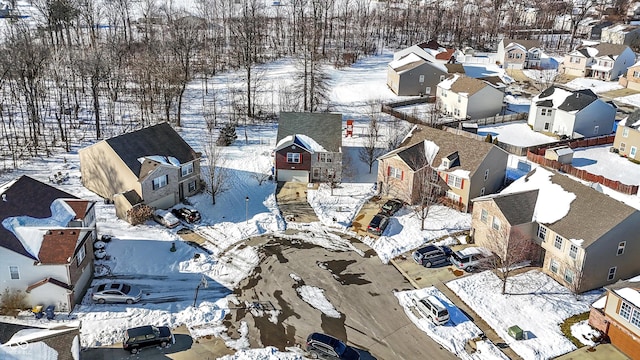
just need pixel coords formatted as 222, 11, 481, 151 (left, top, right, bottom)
0, 176, 79, 260
276, 112, 342, 152
380, 125, 499, 175
444, 63, 466, 75
389, 53, 427, 72
26, 277, 72, 293
502, 38, 541, 51
490, 190, 539, 225
275, 134, 326, 153
535, 86, 599, 111
104, 122, 198, 177
439, 74, 498, 97
619, 109, 640, 130
575, 43, 630, 59
38, 229, 88, 265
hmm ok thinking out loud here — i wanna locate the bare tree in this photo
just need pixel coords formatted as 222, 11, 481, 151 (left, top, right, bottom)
204, 135, 230, 205
358, 121, 384, 174
481, 226, 538, 294
407, 154, 442, 231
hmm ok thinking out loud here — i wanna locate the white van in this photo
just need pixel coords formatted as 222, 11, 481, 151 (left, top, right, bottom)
413, 295, 450, 325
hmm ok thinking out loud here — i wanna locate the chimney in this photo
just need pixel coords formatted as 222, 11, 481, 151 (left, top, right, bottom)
2, 194, 6, 201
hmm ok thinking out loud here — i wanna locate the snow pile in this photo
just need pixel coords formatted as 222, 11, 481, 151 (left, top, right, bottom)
572, 145, 640, 186
570, 320, 600, 346
139, 155, 181, 167
306, 183, 376, 228
217, 347, 307, 360
447, 270, 603, 360
296, 285, 341, 318
282, 223, 364, 256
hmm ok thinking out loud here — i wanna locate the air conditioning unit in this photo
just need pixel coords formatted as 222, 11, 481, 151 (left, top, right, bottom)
610, 147, 619, 153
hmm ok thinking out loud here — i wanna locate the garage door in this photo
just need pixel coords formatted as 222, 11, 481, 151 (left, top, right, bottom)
277, 169, 309, 182
608, 322, 640, 360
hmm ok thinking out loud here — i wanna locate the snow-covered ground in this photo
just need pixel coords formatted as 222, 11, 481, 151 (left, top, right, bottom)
571, 145, 640, 186
477, 121, 557, 147
563, 78, 624, 94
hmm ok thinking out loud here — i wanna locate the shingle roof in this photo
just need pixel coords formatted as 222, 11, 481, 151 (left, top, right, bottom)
445, 63, 465, 74
593, 42, 630, 57
503, 38, 541, 50
546, 173, 637, 247
449, 75, 494, 97
276, 112, 343, 152
105, 122, 198, 177
386, 125, 498, 175
38, 229, 86, 265
397, 141, 428, 171
536, 86, 598, 111
492, 190, 539, 225
0, 176, 79, 260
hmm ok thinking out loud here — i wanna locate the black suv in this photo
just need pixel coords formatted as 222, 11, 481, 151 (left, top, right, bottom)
306, 332, 360, 360
412, 244, 453, 268
379, 199, 404, 216
171, 207, 201, 223
123, 325, 173, 354
367, 214, 389, 236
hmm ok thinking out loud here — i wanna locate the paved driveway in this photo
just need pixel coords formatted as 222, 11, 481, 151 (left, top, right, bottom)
231, 234, 458, 360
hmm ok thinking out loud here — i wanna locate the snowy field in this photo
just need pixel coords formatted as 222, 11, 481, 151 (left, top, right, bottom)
571, 145, 640, 186
477, 121, 558, 147
447, 270, 603, 360
563, 78, 624, 94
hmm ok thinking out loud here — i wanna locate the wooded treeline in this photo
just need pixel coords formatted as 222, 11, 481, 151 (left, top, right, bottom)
0, 0, 624, 168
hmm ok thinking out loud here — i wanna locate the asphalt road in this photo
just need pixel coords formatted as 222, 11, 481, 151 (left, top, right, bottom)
231, 235, 458, 360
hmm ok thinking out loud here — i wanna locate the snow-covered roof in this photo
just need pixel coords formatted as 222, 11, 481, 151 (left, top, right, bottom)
138, 155, 181, 167
592, 296, 606, 309
614, 288, 640, 308
275, 134, 327, 153
389, 53, 425, 71
548, 146, 574, 156
438, 74, 460, 90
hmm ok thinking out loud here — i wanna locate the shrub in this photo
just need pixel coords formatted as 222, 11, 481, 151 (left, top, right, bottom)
127, 204, 153, 225
492, 137, 499, 145
484, 134, 493, 143
0, 289, 27, 315
628, 157, 640, 165
217, 123, 237, 146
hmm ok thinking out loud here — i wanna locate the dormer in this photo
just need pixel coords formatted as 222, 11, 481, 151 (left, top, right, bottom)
441, 151, 459, 169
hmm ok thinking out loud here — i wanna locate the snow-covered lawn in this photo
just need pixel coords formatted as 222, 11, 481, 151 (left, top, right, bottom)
614, 93, 640, 108
563, 78, 624, 94
477, 121, 558, 147
571, 320, 600, 347
571, 145, 640, 186
447, 270, 603, 360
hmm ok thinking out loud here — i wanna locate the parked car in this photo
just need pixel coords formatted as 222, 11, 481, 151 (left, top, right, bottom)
306, 332, 360, 360
171, 207, 201, 223
412, 295, 450, 325
367, 214, 389, 236
412, 244, 452, 268
123, 325, 173, 354
379, 199, 404, 216
153, 209, 181, 228
92, 283, 142, 304
449, 247, 495, 271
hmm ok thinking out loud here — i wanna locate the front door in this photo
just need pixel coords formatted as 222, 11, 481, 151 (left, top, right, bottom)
179, 184, 184, 200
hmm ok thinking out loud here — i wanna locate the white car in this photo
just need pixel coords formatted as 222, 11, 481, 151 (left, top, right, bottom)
413, 295, 450, 325
449, 247, 494, 271
92, 283, 142, 304
153, 209, 181, 228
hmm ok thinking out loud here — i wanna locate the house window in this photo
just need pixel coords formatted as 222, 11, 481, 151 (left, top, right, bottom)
480, 187, 485, 196
312, 168, 320, 179
537, 225, 547, 241
631, 146, 637, 158
419, 75, 425, 83
544, 122, 550, 130
442, 159, 450, 168
620, 142, 626, 152
9, 266, 19, 279
634, 70, 640, 78
389, 167, 403, 179
623, 128, 629, 137
318, 153, 332, 163
608, 266, 617, 281
541, 108, 553, 116
446, 191, 461, 203
620, 302, 632, 320
76, 244, 86, 266
569, 244, 578, 259
593, 126, 599, 134
446, 174, 462, 188
570, 56, 581, 64
440, 75, 445, 82
550, 259, 559, 274
484, 169, 489, 181
564, 269, 574, 284
454, 108, 460, 116
457, 95, 461, 103
442, 89, 447, 97
430, 169, 439, 182
481, 209, 488, 223
152, 175, 168, 190
632, 307, 640, 328
618, 241, 626, 256
181, 163, 194, 177
188, 180, 197, 192
554, 235, 563, 250
492, 216, 501, 230
286, 153, 301, 163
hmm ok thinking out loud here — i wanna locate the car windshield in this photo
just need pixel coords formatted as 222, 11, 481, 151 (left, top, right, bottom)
438, 310, 448, 317
334, 340, 347, 355
451, 252, 464, 262
122, 284, 131, 294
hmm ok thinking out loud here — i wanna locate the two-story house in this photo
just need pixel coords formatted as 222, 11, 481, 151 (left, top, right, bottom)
0, 176, 96, 311
436, 74, 505, 120
613, 109, 640, 160
275, 112, 343, 183
377, 125, 508, 211
601, 24, 640, 47
620, 61, 640, 91
527, 86, 616, 138
79, 122, 201, 222
497, 38, 544, 70
589, 277, 640, 359
471, 167, 640, 293
560, 43, 635, 81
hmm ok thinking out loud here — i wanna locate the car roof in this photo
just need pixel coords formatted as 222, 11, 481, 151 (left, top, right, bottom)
126, 325, 154, 337
309, 332, 339, 345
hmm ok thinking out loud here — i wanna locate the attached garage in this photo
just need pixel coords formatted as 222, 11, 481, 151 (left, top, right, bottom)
277, 170, 309, 182
608, 322, 640, 360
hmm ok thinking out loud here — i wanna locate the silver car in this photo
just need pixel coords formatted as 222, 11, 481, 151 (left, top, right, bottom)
92, 283, 142, 304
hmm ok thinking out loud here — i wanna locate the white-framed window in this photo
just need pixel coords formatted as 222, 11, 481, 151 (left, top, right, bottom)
457, 95, 462, 103
430, 169, 439, 182
608, 266, 617, 281
446, 191, 460, 203
537, 225, 547, 240
188, 180, 197, 192
446, 174, 462, 188
620, 301, 632, 320
389, 167, 402, 179
286, 152, 301, 163
152, 175, 168, 190
440, 75, 445, 82
569, 244, 578, 259
550, 259, 559, 274
76, 244, 86, 266
441, 89, 447, 97
620, 142, 627, 152
419, 75, 425, 83
570, 56, 580, 64
492, 216, 501, 230
454, 108, 460, 116
484, 169, 489, 181
634, 70, 640, 78
181, 163, 194, 177
9, 266, 19, 279
632, 307, 640, 328
593, 126, 599, 134
623, 127, 630, 137
631, 146, 637, 157
541, 108, 553, 116
480, 187, 485, 196
442, 159, 450, 169
618, 241, 626, 256
554, 235, 563, 250
564, 268, 574, 284
544, 122, 550, 130
318, 153, 332, 163
481, 209, 488, 223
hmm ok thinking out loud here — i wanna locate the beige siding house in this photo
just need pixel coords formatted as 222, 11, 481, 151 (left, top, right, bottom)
620, 61, 640, 91
560, 43, 635, 81
497, 38, 544, 70
471, 167, 640, 293
436, 74, 504, 120
79, 122, 201, 222
377, 125, 508, 212
613, 109, 640, 160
